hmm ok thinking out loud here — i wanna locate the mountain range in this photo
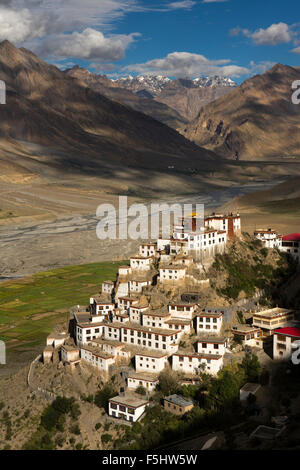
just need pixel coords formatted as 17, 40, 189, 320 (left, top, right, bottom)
0, 39, 299, 191
66, 67, 237, 125
181, 63, 300, 160
0, 40, 219, 188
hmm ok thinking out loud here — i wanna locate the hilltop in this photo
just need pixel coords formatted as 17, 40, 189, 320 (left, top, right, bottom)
181, 64, 300, 160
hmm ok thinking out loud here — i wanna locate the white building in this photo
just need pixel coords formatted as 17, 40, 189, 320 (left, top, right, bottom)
172, 351, 223, 376
157, 238, 170, 253
89, 338, 131, 361
127, 372, 159, 392
231, 326, 262, 347
130, 256, 152, 271
168, 303, 197, 320
254, 228, 282, 249
195, 311, 223, 334
171, 215, 227, 257
197, 337, 226, 356
129, 305, 149, 324
103, 323, 122, 341
159, 265, 186, 282
109, 393, 149, 422
142, 310, 171, 329
61, 345, 80, 365
74, 312, 104, 346
164, 318, 192, 334
252, 308, 296, 335
273, 327, 300, 360
118, 266, 132, 276
89, 299, 115, 318
46, 332, 69, 348
112, 310, 130, 323
129, 279, 151, 293
81, 345, 115, 372
135, 351, 169, 373
117, 297, 139, 311
281, 233, 300, 262
102, 281, 114, 295
139, 243, 157, 258
205, 213, 241, 240
120, 323, 181, 353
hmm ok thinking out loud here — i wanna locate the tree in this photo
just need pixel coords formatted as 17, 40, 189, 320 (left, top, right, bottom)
209, 370, 240, 408
101, 433, 112, 445
158, 370, 179, 395
241, 352, 262, 382
95, 384, 117, 411
136, 385, 147, 395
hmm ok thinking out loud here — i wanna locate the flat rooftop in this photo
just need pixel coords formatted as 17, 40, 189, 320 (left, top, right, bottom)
240, 383, 261, 393
127, 371, 159, 382
197, 336, 226, 343
110, 392, 149, 408
253, 308, 294, 319
164, 394, 194, 407
81, 344, 114, 359
250, 425, 282, 440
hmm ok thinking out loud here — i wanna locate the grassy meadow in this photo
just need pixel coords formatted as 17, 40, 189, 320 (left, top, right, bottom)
0, 261, 125, 354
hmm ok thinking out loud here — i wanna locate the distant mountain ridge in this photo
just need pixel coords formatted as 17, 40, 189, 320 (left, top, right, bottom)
0, 40, 218, 185
66, 67, 238, 126
181, 63, 300, 160
113, 74, 236, 97
65, 66, 187, 129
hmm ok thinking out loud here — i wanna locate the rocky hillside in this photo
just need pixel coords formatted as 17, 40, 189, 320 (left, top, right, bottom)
65, 66, 187, 129
0, 40, 216, 182
181, 64, 300, 160
113, 75, 237, 121
155, 77, 237, 121
207, 233, 297, 305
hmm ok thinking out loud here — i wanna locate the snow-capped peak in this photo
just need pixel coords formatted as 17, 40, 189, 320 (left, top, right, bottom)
193, 76, 237, 87
112, 74, 237, 95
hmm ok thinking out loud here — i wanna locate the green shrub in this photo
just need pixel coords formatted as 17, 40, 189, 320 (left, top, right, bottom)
101, 433, 113, 444
95, 384, 117, 411
136, 385, 147, 395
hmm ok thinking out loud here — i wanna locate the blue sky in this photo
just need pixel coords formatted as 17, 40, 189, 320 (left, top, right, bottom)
1, 0, 300, 82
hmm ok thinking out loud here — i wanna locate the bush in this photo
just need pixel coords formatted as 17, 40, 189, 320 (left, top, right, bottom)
241, 352, 262, 383
95, 422, 102, 430
158, 370, 179, 395
101, 433, 113, 444
136, 385, 147, 396
95, 384, 117, 411
70, 424, 81, 435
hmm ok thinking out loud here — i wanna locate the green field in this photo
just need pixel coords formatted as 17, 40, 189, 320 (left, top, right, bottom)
0, 261, 125, 353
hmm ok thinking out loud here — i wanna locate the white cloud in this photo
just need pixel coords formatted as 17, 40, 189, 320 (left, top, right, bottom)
231, 22, 293, 46
38, 28, 140, 60
123, 51, 249, 78
0, 6, 48, 42
291, 46, 300, 54
166, 1, 196, 9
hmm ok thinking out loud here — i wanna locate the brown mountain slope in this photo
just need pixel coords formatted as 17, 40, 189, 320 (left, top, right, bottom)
0, 40, 217, 180
65, 66, 187, 129
181, 64, 300, 160
154, 78, 236, 121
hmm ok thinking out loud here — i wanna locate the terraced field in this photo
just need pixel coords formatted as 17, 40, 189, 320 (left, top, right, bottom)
0, 261, 125, 359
